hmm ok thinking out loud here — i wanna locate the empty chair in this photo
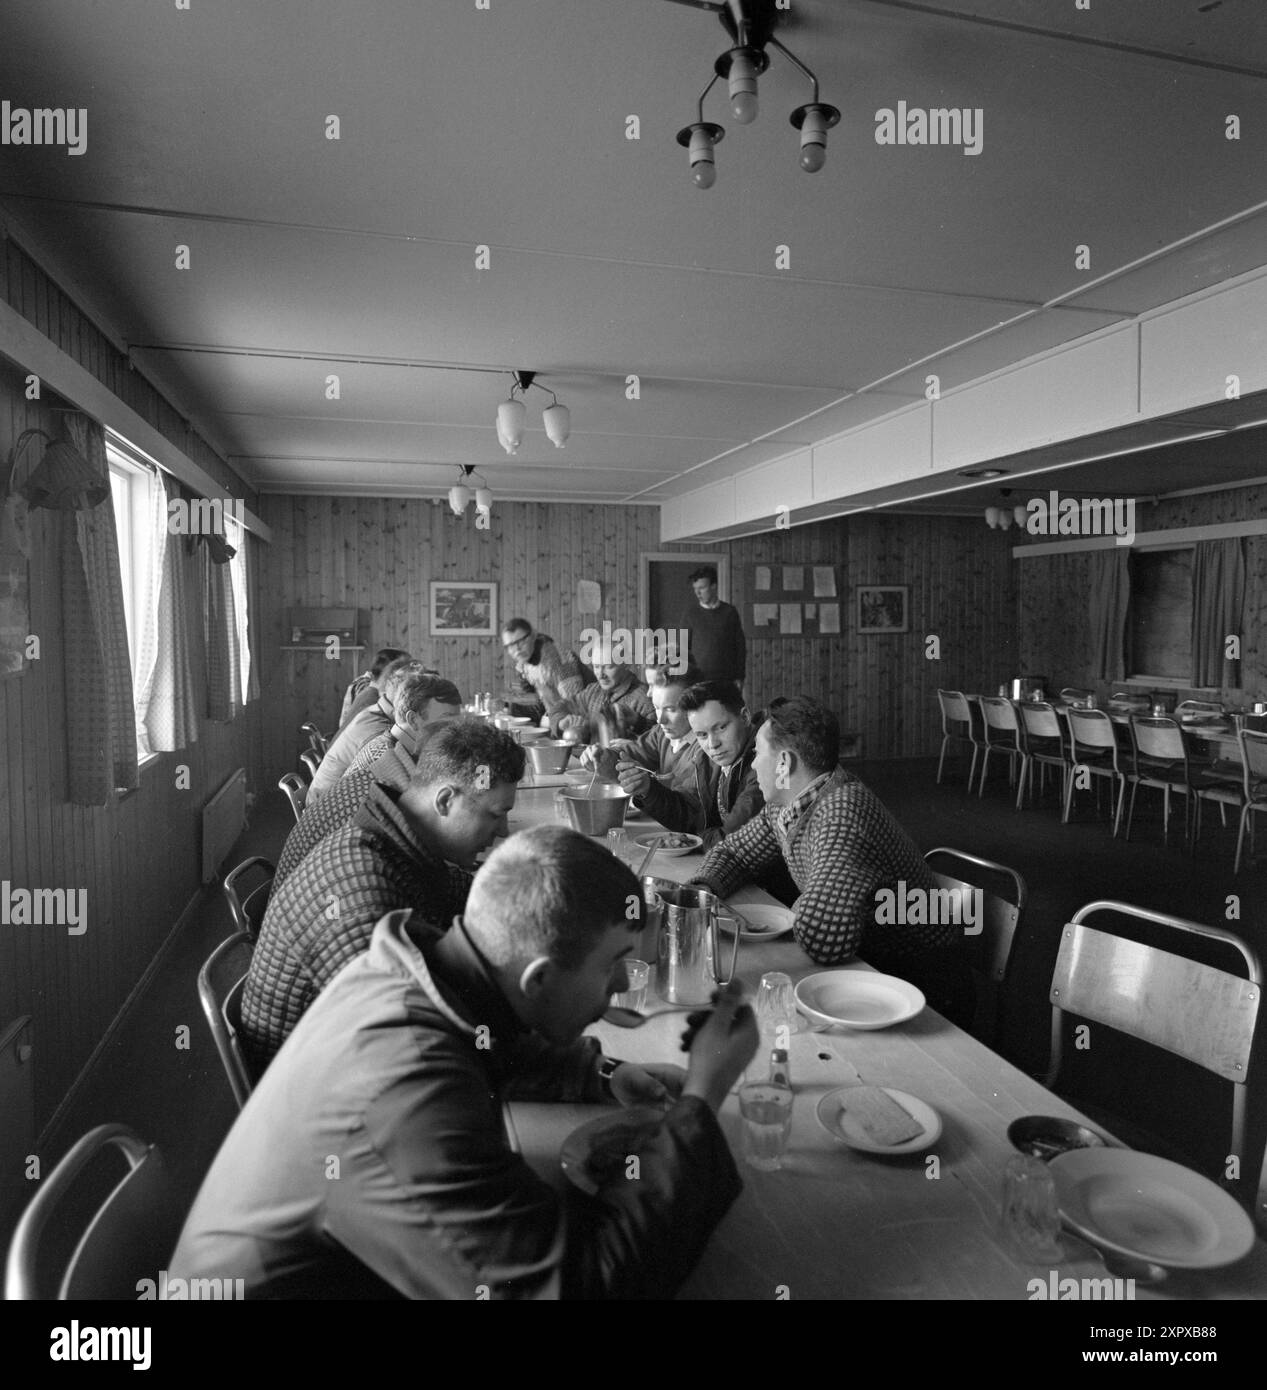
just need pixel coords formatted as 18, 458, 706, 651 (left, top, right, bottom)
1176, 698, 1225, 716
976, 697, 1022, 799
1015, 700, 1069, 811
1058, 687, 1094, 706
1062, 706, 1128, 835
923, 848, 1027, 1054
1108, 690, 1149, 710
1234, 728, 1267, 874
1046, 900, 1264, 1208
299, 749, 322, 782
301, 721, 328, 757
935, 689, 981, 788
222, 856, 274, 939
1126, 715, 1193, 846
197, 932, 259, 1110
5, 1124, 176, 1299
279, 772, 308, 823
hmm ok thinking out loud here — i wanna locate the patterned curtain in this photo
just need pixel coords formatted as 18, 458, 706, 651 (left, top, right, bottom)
1088, 546, 1130, 683
239, 526, 260, 702
138, 474, 200, 751
60, 413, 138, 803
203, 537, 237, 721
1191, 538, 1246, 689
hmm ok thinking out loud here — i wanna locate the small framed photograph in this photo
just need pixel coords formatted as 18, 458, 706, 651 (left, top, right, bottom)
856, 585, 908, 634
430, 581, 497, 637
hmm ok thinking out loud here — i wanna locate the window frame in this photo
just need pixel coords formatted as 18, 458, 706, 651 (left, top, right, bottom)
1126, 542, 1197, 687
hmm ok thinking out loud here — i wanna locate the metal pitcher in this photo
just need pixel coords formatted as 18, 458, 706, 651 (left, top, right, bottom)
655, 887, 740, 1006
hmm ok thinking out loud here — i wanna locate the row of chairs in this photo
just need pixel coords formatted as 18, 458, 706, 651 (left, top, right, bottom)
937, 690, 1267, 869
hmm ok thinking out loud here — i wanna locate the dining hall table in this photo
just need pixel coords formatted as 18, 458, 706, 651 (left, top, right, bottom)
501, 776, 1267, 1300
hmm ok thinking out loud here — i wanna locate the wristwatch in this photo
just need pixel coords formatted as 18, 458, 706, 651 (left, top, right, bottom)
597, 1056, 621, 1100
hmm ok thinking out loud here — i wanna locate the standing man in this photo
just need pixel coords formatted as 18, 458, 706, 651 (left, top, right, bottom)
682, 566, 746, 697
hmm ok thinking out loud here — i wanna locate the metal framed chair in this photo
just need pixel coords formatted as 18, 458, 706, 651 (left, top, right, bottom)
1059, 687, 1094, 706
197, 932, 259, 1110
1046, 900, 1264, 1209
299, 749, 322, 782
923, 848, 1027, 1054
279, 772, 308, 823
976, 696, 1022, 799
1234, 728, 1267, 874
222, 856, 274, 939
1063, 707, 1128, 835
301, 721, 328, 757
1177, 698, 1225, 716
1126, 715, 1193, 846
1015, 700, 1069, 811
4, 1124, 176, 1299
935, 689, 981, 788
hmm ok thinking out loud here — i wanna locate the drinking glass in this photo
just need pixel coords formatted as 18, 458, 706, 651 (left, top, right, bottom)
606, 827, 636, 867
756, 971, 798, 1053
738, 1082, 794, 1171
554, 791, 570, 823
612, 959, 649, 1012
1000, 1154, 1063, 1261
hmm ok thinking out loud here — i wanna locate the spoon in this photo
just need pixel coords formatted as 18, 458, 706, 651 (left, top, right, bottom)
633, 836, 662, 881
603, 1004, 692, 1028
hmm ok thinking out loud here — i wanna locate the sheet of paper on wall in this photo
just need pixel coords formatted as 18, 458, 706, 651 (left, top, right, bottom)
779, 603, 802, 635
805, 603, 816, 620
782, 566, 804, 591
754, 565, 772, 591
819, 603, 841, 634
813, 566, 836, 598
752, 603, 778, 626
576, 579, 602, 614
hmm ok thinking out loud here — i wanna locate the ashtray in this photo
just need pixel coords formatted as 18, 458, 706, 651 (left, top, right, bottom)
1007, 1115, 1108, 1162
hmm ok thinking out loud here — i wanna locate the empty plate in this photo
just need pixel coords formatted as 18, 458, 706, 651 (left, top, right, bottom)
719, 904, 795, 940
815, 1086, 941, 1155
795, 970, 925, 1030
1050, 1148, 1255, 1270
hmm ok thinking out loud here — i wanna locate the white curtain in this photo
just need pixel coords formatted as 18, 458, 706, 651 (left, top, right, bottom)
142, 475, 200, 751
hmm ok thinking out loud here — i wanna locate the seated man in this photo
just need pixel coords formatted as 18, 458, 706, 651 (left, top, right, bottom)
170, 827, 757, 1299
633, 679, 763, 848
343, 674, 463, 780
500, 618, 589, 724
308, 656, 423, 804
338, 646, 408, 729
553, 645, 655, 743
606, 666, 714, 814
242, 718, 524, 1064
688, 695, 973, 1023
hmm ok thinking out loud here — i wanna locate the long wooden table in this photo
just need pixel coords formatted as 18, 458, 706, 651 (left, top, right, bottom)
502, 782, 1267, 1300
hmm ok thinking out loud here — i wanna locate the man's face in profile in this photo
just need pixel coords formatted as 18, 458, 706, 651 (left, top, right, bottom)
692, 577, 718, 607
529, 922, 638, 1044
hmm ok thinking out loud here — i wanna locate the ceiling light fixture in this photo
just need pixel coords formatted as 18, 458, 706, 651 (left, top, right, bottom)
495, 371, 570, 453
672, 0, 840, 186
449, 464, 491, 517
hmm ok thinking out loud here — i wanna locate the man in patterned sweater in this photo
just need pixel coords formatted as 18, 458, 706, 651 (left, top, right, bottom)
553, 646, 656, 743
342, 674, 463, 781
501, 618, 589, 724
242, 718, 525, 1065
689, 696, 974, 1024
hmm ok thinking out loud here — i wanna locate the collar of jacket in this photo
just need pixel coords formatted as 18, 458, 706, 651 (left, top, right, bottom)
352, 781, 443, 868
775, 765, 854, 844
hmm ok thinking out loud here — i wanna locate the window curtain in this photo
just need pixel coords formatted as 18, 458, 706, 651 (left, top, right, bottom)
60, 412, 138, 802
203, 536, 239, 721
137, 473, 201, 752
1088, 547, 1130, 682
226, 515, 256, 704
1191, 538, 1246, 689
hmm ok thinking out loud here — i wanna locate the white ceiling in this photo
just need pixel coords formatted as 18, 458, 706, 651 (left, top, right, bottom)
1, 0, 1266, 510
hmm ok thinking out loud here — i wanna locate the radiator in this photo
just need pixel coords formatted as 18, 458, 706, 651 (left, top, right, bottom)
202, 768, 247, 883
0, 1015, 34, 1234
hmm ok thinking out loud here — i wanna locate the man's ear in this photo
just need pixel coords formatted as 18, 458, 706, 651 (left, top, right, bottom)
518, 956, 552, 1000
432, 783, 458, 817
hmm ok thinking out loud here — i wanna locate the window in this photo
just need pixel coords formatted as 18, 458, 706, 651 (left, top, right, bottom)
1128, 547, 1193, 682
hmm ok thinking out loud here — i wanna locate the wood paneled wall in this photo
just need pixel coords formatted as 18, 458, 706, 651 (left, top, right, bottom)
0, 240, 264, 1134
257, 497, 1017, 775
1017, 481, 1267, 701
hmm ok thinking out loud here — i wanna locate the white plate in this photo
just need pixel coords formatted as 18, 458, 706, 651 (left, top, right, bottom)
719, 903, 795, 940
632, 832, 702, 857
795, 970, 925, 1030
559, 1108, 665, 1196
1050, 1148, 1255, 1270
815, 1086, 942, 1155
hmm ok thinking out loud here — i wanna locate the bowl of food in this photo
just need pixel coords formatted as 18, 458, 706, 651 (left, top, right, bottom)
561, 784, 631, 836
1007, 1115, 1109, 1162
633, 831, 702, 857
525, 741, 575, 776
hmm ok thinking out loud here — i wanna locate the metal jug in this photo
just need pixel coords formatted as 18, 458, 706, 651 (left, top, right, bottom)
655, 887, 741, 1006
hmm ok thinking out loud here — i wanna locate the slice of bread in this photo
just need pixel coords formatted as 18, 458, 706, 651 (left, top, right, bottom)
839, 1086, 925, 1145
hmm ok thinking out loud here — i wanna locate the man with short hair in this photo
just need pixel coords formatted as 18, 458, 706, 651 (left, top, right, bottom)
242, 718, 525, 1064
501, 618, 590, 723
689, 695, 973, 1022
553, 647, 655, 742
681, 566, 745, 693
171, 826, 757, 1299
308, 657, 422, 803
338, 647, 410, 728
608, 667, 714, 814
634, 679, 763, 848
343, 674, 463, 781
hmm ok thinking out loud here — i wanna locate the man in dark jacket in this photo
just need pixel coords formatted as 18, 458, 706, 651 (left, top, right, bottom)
242, 718, 524, 1064
170, 827, 757, 1299
682, 565, 745, 694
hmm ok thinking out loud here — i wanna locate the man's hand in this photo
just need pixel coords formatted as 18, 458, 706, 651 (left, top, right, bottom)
616, 759, 652, 798
681, 981, 758, 1112
608, 1062, 687, 1110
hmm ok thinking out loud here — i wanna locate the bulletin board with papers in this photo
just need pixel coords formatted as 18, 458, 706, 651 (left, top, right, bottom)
749, 564, 841, 639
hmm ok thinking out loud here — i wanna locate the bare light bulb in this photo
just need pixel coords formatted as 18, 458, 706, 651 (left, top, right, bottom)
687, 125, 718, 189
799, 107, 828, 173
693, 160, 717, 189
728, 51, 758, 125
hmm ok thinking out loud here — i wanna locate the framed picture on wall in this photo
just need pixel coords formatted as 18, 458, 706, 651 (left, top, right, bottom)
857, 585, 909, 634
430, 581, 498, 637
